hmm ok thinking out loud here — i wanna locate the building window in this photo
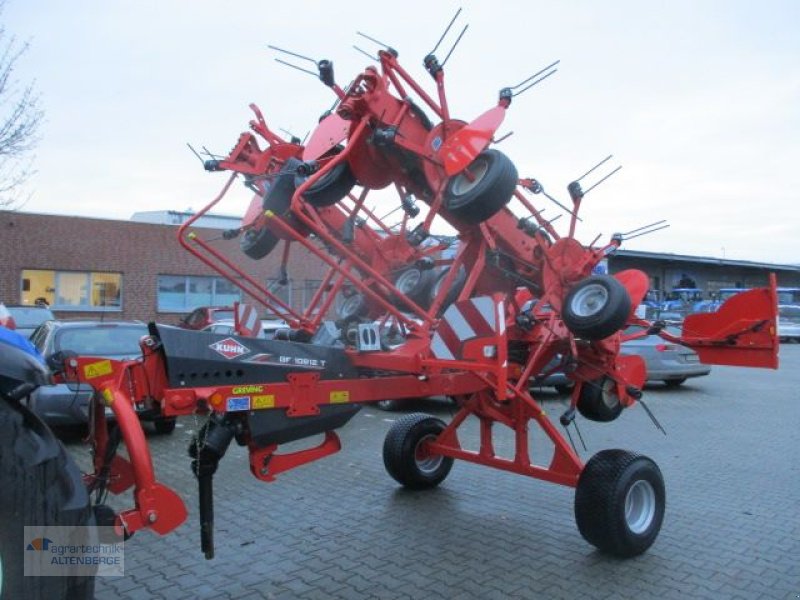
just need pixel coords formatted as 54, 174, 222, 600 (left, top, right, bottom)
21, 270, 122, 310
157, 275, 242, 312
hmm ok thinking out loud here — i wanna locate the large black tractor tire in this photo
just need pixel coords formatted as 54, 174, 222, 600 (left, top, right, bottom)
562, 275, 631, 341
392, 266, 436, 311
383, 413, 453, 490
577, 376, 624, 422
444, 149, 518, 224
297, 160, 357, 207
241, 158, 302, 259
575, 449, 666, 558
428, 266, 467, 314
0, 399, 96, 600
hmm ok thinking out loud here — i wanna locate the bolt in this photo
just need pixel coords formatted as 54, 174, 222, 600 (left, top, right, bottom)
260, 467, 269, 476
147, 511, 158, 524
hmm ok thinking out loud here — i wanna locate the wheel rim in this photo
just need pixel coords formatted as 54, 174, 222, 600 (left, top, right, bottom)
601, 378, 620, 410
339, 294, 364, 318
570, 284, 609, 317
450, 157, 489, 196
625, 479, 657, 534
414, 434, 443, 474
395, 269, 422, 295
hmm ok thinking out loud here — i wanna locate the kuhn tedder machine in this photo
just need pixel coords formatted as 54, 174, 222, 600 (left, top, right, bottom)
0, 12, 780, 595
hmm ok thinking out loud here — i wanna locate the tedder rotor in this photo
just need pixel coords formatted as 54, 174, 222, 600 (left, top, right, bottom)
54, 12, 779, 562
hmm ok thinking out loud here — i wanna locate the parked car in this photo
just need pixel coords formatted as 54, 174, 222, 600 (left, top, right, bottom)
620, 325, 711, 387
178, 306, 236, 330
3, 304, 55, 338
778, 305, 800, 343
201, 318, 288, 339
27, 320, 176, 433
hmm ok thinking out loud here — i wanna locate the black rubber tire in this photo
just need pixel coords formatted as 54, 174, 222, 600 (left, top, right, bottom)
554, 383, 575, 396
240, 158, 301, 260
383, 413, 453, 490
0, 399, 96, 599
297, 160, 357, 207
575, 449, 666, 558
337, 293, 368, 320
428, 266, 466, 314
444, 149, 518, 224
577, 377, 623, 422
563, 276, 631, 341
153, 416, 177, 435
375, 399, 407, 411
393, 267, 436, 310
663, 378, 687, 388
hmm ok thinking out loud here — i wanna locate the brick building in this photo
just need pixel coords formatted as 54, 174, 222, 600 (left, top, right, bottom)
0, 210, 328, 324
2, 210, 798, 325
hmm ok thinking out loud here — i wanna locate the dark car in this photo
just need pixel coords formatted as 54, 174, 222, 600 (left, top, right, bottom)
177, 306, 236, 330
27, 320, 176, 432
4, 304, 56, 338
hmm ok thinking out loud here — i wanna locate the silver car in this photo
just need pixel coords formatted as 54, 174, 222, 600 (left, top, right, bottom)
27, 320, 175, 432
621, 325, 711, 387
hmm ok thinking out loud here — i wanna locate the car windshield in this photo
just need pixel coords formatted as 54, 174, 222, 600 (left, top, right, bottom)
54, 325, 147, 357
213, 310, 235, 321
7, 306, 54, 328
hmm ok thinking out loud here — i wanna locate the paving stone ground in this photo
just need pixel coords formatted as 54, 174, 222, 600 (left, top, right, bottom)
65, 344, 800, 599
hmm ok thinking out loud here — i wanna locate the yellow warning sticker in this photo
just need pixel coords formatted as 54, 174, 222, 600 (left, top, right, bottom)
252, 394, 275, 409
84, 360, 113, 380
330, 390, 350, 404
102, 389, 114, 406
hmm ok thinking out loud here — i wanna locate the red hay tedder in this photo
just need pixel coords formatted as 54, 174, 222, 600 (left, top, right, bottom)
1, 13, 779, 591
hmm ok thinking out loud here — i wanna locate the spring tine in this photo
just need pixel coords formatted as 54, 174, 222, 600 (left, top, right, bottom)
575, 155, 613, 183
441, 24, 469, 68
581, 165, 622, 196
542, 189, 583, 222
512, 68, 558, 97
274, 58, 319, 78
267, 44, 317, 64
429, 7, 463, 55
622, 219, 668, 236
624, 224, 671, 241
186, 143, 205, 165
510, 60, 561, 90
638, 397, 667, 436
353, 45, 379, 62
356, 31, 392, 49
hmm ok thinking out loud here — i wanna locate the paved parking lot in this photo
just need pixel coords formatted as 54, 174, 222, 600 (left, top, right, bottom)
66, 345, 800, 600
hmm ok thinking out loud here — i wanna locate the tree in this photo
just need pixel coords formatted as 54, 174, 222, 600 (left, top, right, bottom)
0, 1, 43, 209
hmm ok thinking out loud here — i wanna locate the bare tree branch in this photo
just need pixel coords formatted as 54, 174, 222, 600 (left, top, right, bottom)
0, 2, 43, 209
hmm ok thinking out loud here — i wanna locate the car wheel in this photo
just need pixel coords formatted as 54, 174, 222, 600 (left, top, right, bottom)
575, 449, 666, 557
153, 416, 177, 435
383, 413, 453, 489
663, 378, 687, 388
577, 377, 623, 422
0, 399, 96, 599
562, 276, 631, 341
444, 149, 518, 224
428, 266, 466, 314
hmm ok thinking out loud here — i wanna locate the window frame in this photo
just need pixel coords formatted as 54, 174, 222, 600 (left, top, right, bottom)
20, 269, 123, 312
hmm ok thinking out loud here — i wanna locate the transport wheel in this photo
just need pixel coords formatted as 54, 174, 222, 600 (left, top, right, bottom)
577, 377, 623, 422
296, 160, 356, 207
153, 416, 177, 435
428, 266, 466, 314
663, 378, 686, 388
575, 449, 665, 558
562, 275, 631, 340
0, 399, 96, 599
337, 293, 368, 320
393, 266, 436, 310
241, 158, 302, 259
383, 413, 453, 490
444, 149, 518, 224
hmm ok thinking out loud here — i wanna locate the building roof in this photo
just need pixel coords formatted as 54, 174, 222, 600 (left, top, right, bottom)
614, 249, 800, 272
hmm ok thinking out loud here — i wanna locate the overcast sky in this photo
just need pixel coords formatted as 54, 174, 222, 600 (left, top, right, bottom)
5, 1, 799, 264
